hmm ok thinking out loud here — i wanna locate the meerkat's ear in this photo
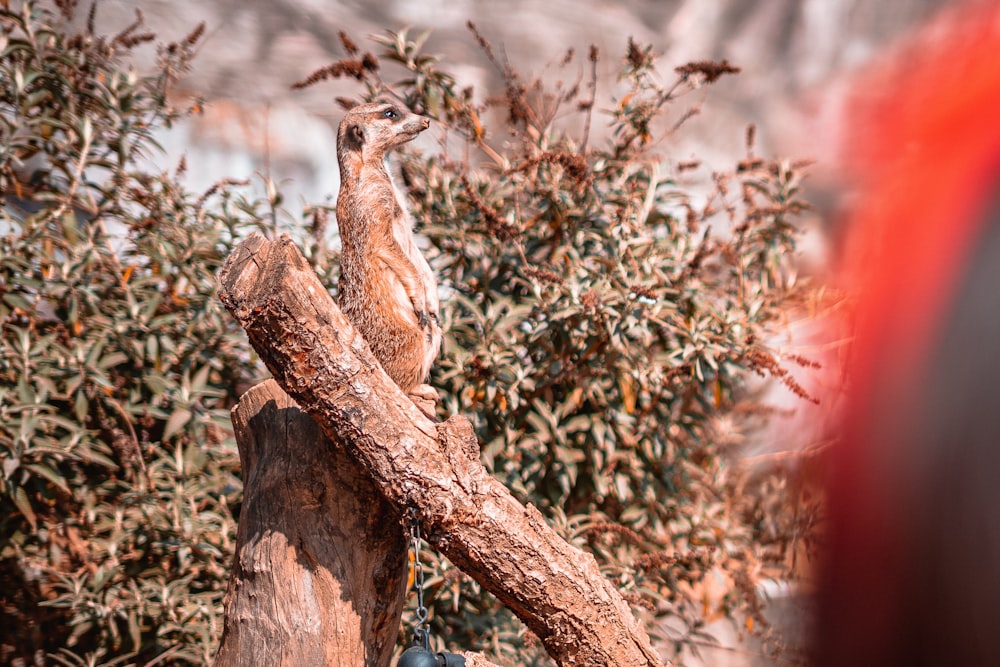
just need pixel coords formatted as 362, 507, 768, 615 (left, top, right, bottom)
344, 123, 365, 151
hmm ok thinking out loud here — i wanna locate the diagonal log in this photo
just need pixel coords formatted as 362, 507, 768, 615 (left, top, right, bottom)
218, 232, 662, 667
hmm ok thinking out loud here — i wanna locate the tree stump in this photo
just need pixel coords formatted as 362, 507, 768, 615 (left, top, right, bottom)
214, 380, 406, 667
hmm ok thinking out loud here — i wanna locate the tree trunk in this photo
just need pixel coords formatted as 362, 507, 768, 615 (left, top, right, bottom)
214, 380, 406, 667
217, 232, 663, 667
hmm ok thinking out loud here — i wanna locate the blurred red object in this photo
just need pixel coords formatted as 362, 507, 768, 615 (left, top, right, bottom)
816, 2, 1000, 664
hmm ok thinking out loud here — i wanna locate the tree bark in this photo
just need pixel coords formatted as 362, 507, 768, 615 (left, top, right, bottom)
217, 232, 663, 667
214, 380, 406, 667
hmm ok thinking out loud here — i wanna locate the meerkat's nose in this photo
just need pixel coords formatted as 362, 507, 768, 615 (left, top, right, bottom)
421, 117, 430, 130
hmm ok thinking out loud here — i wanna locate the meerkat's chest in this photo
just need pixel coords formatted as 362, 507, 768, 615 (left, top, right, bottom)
386, 174, 439, 314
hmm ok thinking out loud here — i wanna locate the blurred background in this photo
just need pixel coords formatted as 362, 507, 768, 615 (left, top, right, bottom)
88, 0, 946, 218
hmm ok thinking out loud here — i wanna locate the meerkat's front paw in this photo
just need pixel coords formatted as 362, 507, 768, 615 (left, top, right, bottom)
414, 307, 440, 331
409, 294, 428, 326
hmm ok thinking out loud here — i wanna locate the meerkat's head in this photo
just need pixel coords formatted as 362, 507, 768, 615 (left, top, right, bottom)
338, 101, 430, 161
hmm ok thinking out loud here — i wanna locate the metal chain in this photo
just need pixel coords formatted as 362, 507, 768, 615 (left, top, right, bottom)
408, 509, 430, 648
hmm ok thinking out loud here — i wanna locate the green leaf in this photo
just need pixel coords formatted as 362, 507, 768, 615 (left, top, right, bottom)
2, 456, 20, 480
163, 409, 192, 441
12, 486, 37, 531
3, 292, 33, 311
97, 352, 128, 370
24, 462, 71, 494
73, 389, 88, 424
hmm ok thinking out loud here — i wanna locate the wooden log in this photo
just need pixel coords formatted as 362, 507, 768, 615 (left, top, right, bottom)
214, 380, 406, 667
217, 232, 662, 667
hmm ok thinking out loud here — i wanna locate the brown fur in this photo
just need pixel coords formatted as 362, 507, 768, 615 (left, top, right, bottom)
335, 101, 441, 393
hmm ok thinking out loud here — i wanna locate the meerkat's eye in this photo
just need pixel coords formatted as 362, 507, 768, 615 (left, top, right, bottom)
383, 108, 398, 119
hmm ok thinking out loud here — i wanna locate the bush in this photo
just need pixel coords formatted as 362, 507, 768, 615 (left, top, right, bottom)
0, 3, 268, 663
298, 24, 820, 665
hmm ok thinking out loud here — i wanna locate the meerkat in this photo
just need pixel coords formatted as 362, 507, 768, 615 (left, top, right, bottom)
335, 100, 441, 402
